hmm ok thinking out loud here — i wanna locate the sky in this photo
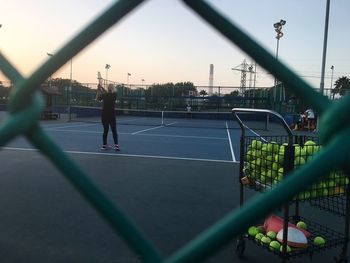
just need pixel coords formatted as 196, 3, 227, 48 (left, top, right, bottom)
0, 0, 349, 90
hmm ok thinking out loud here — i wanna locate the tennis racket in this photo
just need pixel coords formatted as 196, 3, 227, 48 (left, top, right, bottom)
95, 71, 103, 100
98, 71, 103, 86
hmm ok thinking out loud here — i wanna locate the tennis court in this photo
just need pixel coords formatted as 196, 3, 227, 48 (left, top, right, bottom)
0, 113, 238, 262
0, 112, 346, 263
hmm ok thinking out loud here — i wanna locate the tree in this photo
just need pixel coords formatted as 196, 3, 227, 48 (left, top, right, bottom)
228, 90, 239, 97
332, 76, 350, 96
199, 89, 207, 97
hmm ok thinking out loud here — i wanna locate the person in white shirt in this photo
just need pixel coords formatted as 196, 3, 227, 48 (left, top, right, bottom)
186, 104, 192, 118
304, 108, 315, 131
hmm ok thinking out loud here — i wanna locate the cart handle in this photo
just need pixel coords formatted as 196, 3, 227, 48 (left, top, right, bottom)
231, 108, 293, 144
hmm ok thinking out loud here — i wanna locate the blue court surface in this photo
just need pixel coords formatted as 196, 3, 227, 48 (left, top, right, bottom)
0, 119, 347, 263
6, 120, 241, 163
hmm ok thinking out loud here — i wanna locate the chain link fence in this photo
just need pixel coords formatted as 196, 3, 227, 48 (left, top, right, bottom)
0, 1, 348, 262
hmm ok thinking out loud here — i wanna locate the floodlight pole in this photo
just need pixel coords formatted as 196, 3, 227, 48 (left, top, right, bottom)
273, 19, 286, 110
317, 0, 330, 132
68, 58, 73, 121
330, 65, 334, 99
319, 0, 330, 96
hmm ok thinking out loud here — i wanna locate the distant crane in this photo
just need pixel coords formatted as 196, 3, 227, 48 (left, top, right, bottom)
231, 59, 256, 96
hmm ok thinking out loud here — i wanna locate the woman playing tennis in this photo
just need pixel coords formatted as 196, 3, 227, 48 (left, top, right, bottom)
97, 83, 120, 151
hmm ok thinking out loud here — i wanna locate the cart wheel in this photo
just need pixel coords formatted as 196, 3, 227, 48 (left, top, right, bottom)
235, 238, 245, 258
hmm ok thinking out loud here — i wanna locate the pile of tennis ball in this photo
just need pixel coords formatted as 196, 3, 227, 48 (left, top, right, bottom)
244, 139, 349, 199
247, 225, 291, 253
247, 222, 326, 253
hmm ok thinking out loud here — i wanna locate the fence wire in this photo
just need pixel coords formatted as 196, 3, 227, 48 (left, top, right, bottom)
0, 0, 349, 262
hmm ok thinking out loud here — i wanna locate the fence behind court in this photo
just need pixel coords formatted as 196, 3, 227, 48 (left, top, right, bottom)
0, 1, 349, 262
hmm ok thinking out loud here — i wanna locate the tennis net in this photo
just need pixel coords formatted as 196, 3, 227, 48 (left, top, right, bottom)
68, 106, 241, 129
68, 106, 278, 130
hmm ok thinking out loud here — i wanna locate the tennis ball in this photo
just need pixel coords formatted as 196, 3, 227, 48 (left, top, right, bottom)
297, 191, 311, 200
272, 162, 279, 171
339, 177, 350, 186
299, 148, 307, 159
260, 175, 267, 184
333, 173, 341, 184
296, 221, 307, 230
255, 232, 264, 242
267, 142, 279, 154
304, 140, 316, 146
252, 139, 262, 150
261, 236, 271, 245
296, 148, 307, 158
279, 143, 287, 152
255, 158, 262, 167
261, 145, 268, 157
304, 140, 316, 155
246, 150, 254, 162
317, 188, 328, 197
274, 154, 284, 165
266, 169, 277, 179
278, 167, 284, 176
294, 156, 306, 166
248, 226, 258, 237
266, 155, 274, 166
280, 244, 292, 253
294, 145, 302, 155
314, 236, 326, 247
267, 230, 277, 239
269, 240, 281, 251
327, 180, 336, 188
249, 160, 258, 170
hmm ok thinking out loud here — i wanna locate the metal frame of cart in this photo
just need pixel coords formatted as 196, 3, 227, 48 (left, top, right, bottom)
232, 108, 350, 263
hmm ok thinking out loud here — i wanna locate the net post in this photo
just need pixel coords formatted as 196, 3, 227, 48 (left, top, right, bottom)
161, 111, 164, 125
68, 104, 72, 122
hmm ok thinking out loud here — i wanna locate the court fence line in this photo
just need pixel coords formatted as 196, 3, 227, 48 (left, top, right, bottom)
0, 0, 349, 262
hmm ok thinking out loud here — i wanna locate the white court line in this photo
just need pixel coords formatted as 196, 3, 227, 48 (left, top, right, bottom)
226, 121, 236, 162
2, 147, 238, 163
46, 123, 99, 130
164, 122, 178, 126
131, 125, 164, 135
140, 133, 226, 140
44, 128, 226, 140
47, 129, 103, 134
